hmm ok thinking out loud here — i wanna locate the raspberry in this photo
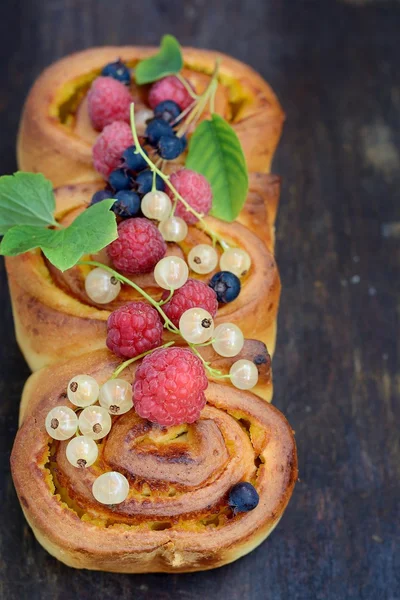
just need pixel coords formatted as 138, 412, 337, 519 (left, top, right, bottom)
92, 121, 133, 178
133, 347, 208, 426
107, 218, 166, 274
106, 301, 163, 358
167, 169, 213, 224
148, 76, 193, 111
88, 77, 132, 131
162, 279, 218, 327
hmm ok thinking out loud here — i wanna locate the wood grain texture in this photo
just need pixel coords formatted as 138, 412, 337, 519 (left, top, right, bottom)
0, 0, 399, 598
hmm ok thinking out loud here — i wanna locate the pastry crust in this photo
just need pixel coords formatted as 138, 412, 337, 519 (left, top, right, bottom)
11, 349, 297, 573
6, 175, 280, 375
17, 46, 284, 187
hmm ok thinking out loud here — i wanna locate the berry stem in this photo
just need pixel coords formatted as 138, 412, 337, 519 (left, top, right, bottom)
130, 103, 228, 249
176, 73, 199, 100
158, 288, 174, 306
188, 343, 231, 379
78, 260, 179, 333
111, 341, 175, 379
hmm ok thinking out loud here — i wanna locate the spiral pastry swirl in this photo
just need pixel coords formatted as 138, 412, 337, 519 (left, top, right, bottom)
6, 173, 280, 376
11, 349, 297, 573
17, 46, 284, 187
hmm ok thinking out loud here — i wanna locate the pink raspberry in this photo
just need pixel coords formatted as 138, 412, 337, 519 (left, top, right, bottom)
133, 347, 208, 426
148, 76, 194, 111
88, 76, 132, 131
162, 279, 218, 327
167, 169, 213, 224
106, 301, 163, 359
107, 218, 166, 274
92, 121, 133, 178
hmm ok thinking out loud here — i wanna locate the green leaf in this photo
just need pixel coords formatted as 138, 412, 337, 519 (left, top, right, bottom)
186, 114, 248, 222
0, 172, 57, 235
135, 35, 183, 85
0, 199, 118, 271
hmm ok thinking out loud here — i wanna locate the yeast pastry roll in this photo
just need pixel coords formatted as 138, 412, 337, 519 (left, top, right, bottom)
11, 349, 297, 573
6, 174, 280, 374
17, 46, 284, 188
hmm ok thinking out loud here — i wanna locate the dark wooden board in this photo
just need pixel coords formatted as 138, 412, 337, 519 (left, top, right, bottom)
0, 1, 399, 598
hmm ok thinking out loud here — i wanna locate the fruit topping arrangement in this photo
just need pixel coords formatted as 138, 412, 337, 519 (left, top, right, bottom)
0, 36, 264, 511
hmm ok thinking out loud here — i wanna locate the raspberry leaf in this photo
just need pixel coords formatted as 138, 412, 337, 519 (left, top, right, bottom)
0, 199, 118, 271
186, 114, 248, 222
135, 35, 183, 85
0, 172, 57, 235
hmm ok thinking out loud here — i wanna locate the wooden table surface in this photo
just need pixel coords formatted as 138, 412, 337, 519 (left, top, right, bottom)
0, 1, 399, 598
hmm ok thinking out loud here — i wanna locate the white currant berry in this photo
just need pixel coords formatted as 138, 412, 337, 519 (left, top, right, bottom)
212, 323, 244, 357
135, 108, 154, 136
179, 308, 214, 344
78, 406, 112, 440
230, 359, 259, 390
99, 378, 133, 415
45, 406, 78, 440
188, 244, 218, 274
158, 216, 188, 242
84, 267, 121, 304
66, 435, 98, 468
67, 375, 99, 407
154, 256, 188, 290
92, 472, 129, 504
141, 191, 172, 221
220, 248, 251, 278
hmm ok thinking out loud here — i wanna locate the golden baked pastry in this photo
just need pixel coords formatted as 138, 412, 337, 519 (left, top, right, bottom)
11, 349, 297, 573
6, 173, 280, 373
17, 46, 284, 187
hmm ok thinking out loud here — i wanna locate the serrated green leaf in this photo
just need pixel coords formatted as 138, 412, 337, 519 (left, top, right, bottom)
186, 114, 248, 222
135, 35, 183, 85
0, 199, 117, 271
0, 172, 57, 235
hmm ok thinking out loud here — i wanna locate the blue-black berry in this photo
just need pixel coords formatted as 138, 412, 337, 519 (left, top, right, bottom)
108, 168, 132, 192
101, 59, 131, 86
112, 190, 141, 218
158, 135, 186, 160
146, 118, 174, 147
122, 145, 148, 172
154, 100, 181, 124
89, 189, 111, 206
228, 482, 259, 513
209, 271, 241, 303
136, 170, 165, 195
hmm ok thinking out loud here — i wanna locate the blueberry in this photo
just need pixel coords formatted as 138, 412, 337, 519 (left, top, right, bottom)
101, 59, 131, 86
122, 145, 148, 172
146, 118, 174, 147
89, 189, 111, 206
112, 190, 141, 218
158, 135, 186, 160
154, 100, 181, 124
136, 169, 165, 195
108, 168, 132, 192
209, 271, 241, 303
228, 482, 259, 513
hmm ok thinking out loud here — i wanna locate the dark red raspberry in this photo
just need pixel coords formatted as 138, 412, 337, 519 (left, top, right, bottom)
148, 76, 194, 111
167, 169, 213, 224
92, 121, 133, 178
88, 76, 132, 131
107, 218, 166, 274
106, 301, 163, 358
133, 347, 208, 426
162, 279, 218, 327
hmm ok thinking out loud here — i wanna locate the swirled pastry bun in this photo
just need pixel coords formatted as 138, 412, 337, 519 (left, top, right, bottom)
12, 349, 297, 573
17, 46, 284, 187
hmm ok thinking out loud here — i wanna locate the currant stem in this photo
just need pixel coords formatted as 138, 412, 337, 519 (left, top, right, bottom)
188, 343, 231, 380
111, 341, 175, 379
130, 103, 228, 249
158, 288, 173, 306
78, 260, 179, 333
176, 73, 199, 100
